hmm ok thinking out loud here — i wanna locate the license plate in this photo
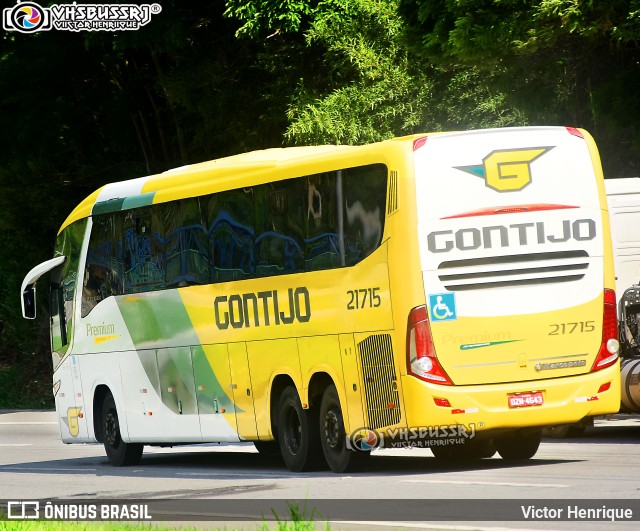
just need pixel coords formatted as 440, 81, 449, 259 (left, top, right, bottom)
508, 391, 544, 408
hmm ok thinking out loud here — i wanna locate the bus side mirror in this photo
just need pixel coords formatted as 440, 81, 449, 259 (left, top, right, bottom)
21, 256, 66, 320
23, 285, 36, 319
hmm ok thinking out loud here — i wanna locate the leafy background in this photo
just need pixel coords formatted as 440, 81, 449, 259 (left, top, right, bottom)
2, 0, 640, 406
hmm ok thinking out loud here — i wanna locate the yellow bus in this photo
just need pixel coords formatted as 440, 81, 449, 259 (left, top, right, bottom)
21, 126, 620, 472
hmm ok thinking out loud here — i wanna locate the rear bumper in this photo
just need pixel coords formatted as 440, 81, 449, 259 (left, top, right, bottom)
399, 361, 620, 437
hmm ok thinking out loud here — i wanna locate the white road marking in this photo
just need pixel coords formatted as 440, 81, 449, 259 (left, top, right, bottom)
176, 472, 291, 478
400, 479, 568, 488
0, 444, 32, 447
0, 467, 96, 472
335, 522, 565, 531
0, 422, 57, 425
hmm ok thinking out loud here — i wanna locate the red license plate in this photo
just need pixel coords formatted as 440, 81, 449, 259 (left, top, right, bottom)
508, 391, 544, 408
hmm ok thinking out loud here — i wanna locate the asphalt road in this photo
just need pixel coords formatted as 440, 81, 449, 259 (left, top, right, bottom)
1, 410, 640, 530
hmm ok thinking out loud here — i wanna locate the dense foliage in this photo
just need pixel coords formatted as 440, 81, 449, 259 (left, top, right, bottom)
1, 0, 640, 406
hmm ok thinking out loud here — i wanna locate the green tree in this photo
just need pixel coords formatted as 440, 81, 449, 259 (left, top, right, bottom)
225, 0, 528, 144
398, 0, 640, 175
0, 0, 302, 406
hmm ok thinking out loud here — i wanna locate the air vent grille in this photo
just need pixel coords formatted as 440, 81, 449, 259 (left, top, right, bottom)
358, 334, 401, 429
437, 250, 589, 291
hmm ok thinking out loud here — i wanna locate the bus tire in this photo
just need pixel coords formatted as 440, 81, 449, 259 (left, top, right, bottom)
102, 392, 143, 466
277, 386, 324, 472
431, 439, 496, 460
494, 430, 542, 460
319, 384, 369, 473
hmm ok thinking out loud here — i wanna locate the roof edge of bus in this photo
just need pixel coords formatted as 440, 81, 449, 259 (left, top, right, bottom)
390, 127, 585, 146
413, 126, 585, 140
58, 186, 105, 234
58, 144, 382, 231
159, 145, 351, 175
56, 128, 586, 233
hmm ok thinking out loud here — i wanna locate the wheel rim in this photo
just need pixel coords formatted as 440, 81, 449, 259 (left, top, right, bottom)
105, 411, 119, 447
284, 405, 302, 455
323, 407, 341, 450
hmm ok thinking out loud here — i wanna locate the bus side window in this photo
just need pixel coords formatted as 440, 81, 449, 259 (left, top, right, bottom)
51, 218, 87, 359
208, 188, 255, 282
304, 172, 341, 271
343, 164, 387, 266
50, 281, 67, 351
82, 214, 118, 316
123, 208, 165, 294
163, 198, 209, 288
255, 179, 304, 276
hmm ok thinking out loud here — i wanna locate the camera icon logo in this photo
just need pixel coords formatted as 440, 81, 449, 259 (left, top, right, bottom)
3, 2, 51, 33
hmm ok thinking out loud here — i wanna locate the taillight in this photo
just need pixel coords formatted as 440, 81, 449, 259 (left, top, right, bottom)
413, 136, 428, 151
591, 289, 619, 371
566, 126, 584, 139
406, 305, 453, 385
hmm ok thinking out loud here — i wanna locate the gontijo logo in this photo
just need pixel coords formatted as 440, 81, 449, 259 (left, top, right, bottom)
456, 147, 553, 192
62, 407, 83, 437
3, 2, 162, 33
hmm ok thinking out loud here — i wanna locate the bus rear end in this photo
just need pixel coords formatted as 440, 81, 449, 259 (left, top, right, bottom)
402, 127, 620, 456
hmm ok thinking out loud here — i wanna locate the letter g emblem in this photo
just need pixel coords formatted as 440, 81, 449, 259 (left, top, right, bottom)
456, 146, 553, 193
483, 147, 551, 192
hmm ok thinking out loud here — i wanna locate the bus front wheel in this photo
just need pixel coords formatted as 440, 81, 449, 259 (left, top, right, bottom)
102, 392, 143, 466
494, 430, 542, 460
320, 385, 369, 473
277, 386, 324, 472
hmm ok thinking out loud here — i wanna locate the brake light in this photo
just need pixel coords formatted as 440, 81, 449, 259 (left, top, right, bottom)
591, 289, 619, 371
566, 126, 584, 138
406, 305, 453, 385
413, 137, 428, 151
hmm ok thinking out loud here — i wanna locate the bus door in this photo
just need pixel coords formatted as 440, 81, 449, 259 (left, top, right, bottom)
338, 334, 366, 432
50, 262, 88, 441
227, 342, 258, 440
192, 344, 242, 442
55, 355, 89, 442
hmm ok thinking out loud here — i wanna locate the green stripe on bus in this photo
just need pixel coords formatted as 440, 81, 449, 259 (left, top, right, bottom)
117, 291, 238, 413
122, 192, 156, 210
92, 198, 125, 215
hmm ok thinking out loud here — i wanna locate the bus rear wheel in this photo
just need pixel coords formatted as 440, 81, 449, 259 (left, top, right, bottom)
494, 430, 542, 460
102, 392, 143, 466
277, 386, 324, 472
320, 385, 369, 473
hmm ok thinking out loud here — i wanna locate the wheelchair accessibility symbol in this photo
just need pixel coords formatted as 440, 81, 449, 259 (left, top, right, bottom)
428, 293, 457, 322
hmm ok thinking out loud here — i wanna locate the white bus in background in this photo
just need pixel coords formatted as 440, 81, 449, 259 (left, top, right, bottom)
544, 177, 640, 434
605, 177, 640, 412
604, 178, 640, 301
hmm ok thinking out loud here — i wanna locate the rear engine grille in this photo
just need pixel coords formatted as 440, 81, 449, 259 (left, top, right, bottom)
438, 250, 589, 291
358, 333, 401, 429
